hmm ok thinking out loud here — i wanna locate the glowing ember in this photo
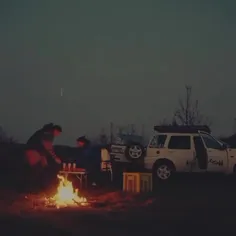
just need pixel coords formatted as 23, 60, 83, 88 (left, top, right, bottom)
50, 174, 87, 208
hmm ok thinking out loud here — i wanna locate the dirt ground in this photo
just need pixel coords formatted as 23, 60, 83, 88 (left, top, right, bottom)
1, 175, 236, 236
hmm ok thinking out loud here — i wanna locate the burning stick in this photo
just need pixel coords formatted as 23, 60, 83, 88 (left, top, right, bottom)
50, 174, 87, 208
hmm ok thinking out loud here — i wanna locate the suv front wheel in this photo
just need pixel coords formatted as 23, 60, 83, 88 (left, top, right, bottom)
153, 160, 175, 181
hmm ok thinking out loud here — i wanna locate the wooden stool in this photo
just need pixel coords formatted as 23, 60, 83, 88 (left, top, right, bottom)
123, 172, 152, 193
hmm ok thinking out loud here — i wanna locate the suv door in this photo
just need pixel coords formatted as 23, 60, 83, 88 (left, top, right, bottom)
167, 135, 193, 172
145, 134, 168, 170
199, 133, 228, 172
192, 136, 208, 171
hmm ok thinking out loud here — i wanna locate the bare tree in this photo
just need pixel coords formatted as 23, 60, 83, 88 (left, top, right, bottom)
129, 124, 136, 135
109, 122, 114, 143
233, 118, 236, 134
117, 126, 125, 135
174, 86, 211, 126
159, 117, 178, 126
159, 118, 169, 126
116, 124, 136, 135
99, 128, 108, 144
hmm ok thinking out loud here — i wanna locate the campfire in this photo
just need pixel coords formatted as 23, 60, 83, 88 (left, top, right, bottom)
46, 174, 88, 208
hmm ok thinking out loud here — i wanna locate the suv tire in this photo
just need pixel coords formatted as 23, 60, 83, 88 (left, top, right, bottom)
153, 160, 175, 182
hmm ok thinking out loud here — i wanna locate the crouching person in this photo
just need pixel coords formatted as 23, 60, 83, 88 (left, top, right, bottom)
23, 124, 62, 193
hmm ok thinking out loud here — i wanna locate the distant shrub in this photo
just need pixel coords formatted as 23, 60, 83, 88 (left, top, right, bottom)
0, 126, 17, 144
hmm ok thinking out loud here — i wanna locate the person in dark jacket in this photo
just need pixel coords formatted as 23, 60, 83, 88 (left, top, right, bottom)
76, 136, 100, 186
22, 123, 62, 192
26, 123, 62, 166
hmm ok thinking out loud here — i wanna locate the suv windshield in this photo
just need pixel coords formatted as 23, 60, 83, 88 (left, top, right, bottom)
149, 134, 167, 148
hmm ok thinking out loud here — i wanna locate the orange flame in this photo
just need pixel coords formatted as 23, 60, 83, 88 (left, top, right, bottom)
52, 174, 87, 208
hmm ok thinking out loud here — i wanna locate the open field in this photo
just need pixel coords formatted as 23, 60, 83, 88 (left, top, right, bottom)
0, 175, 236, 236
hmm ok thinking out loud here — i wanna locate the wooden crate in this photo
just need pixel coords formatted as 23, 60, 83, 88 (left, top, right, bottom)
101, 148, 110, 161
123, 172, 152, 193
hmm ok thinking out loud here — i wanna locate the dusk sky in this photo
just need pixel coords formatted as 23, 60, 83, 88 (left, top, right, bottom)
1, 0, 236, 145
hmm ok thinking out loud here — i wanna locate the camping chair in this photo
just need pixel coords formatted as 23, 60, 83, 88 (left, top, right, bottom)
101, 148, 113, 182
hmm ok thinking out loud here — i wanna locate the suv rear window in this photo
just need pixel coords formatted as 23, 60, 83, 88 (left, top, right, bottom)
149, 135, 167, 148
168, 136, 191, 149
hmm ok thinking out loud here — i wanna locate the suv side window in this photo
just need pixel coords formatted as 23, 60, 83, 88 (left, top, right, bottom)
201, 134, 223, 150
168, 136, 191, 149
149, 135, 167, 148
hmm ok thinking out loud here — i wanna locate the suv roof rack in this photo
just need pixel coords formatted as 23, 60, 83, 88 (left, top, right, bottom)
154, 125, 211, 134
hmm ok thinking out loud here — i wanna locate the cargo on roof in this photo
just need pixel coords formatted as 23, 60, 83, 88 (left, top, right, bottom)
153, 125, 211, 134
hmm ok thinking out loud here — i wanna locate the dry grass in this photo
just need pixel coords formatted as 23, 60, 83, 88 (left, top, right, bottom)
1, 175, 236, 235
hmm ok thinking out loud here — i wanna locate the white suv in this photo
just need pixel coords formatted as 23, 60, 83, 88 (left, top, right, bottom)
144, 126, 236, 181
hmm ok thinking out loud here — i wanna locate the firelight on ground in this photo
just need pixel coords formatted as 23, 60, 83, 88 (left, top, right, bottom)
51, 174, 87, 208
